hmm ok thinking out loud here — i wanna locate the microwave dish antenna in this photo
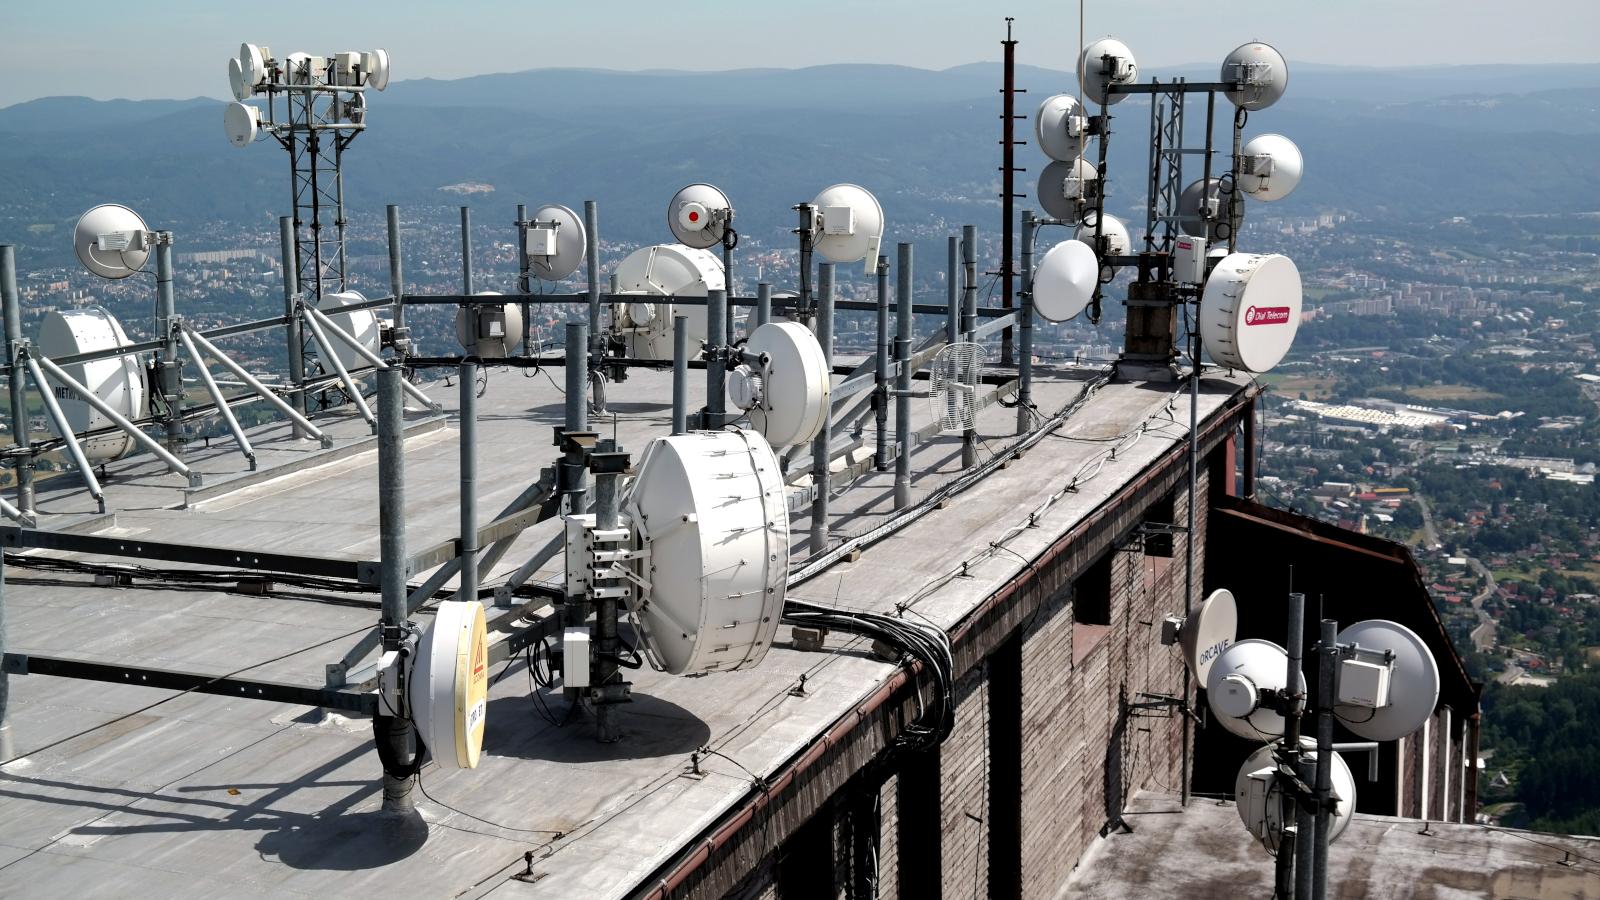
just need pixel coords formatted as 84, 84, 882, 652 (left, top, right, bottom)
73, 204, 150, 280
730, 321, 830, 448
363, 48, 390, 91
408, 599, 488, 770
455, 291, 525, 359
1035, 94, 1091, 162
613, 243, 725, 361
1075, 212, 1131, 258
808, 183, 884, 274
1199, 252, 1302, 373
1223, 42, 1289, 111
1333, 619, 1440, 742
1234, 739, 1356, 853
1206, 638, 1305, 741
1179, 588, 1238, 685
526, 203, 587, 281
929, 342, 986, 433
227, 57, 251, 101
1079, 38, 1139, 106
223, 101, 262, 148
38, 307, 150, 463
1237, 133, 1303, 202
1036, 157, 1098, 221
1178, 177, 1237, 243
238, 43, 269, 88
1031, 239, 1098, 323
622, 429, 789, 675
668, 183, 734, 250
316, 290, 382, 374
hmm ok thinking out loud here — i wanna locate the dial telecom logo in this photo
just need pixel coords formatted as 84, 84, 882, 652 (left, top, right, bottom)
1244, 305, 1290, 326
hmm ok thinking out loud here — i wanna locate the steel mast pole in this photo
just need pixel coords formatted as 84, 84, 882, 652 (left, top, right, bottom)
280, 216, 308, 435
893, 243, 914, 509
1, 246, 33, 514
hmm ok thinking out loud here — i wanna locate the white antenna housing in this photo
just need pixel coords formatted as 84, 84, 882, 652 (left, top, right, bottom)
1234, 739, 1355, 852
622, 429, 789, 675
1074, 213, 1131, 257
1035, 94, 1090, 162
1223, 42, 1289, 111
1199, 252, 1302, 373
526, 203, 587, 281
1079, 38, 1139, 106
1178, 177, 1234, 242
668, 183, 733, 249
929, 342, 986, 433
239, 43, 269, 88
38, 308, 149, 462
1031, 239, 1098, 323
73, 204, 150, 280
613, 244, 725, 361
363, 48, 390, 91
317, 290, 382, 373
407, 599, 488, 770
224, 101, 261, 148
227, 57, 251, 101
1238, 134, 1303, 202
734, 322, 830, 448
1206, 638, 1305, 741
1180, 588, 1238, 685
1036, 158, 1098, 221
455, 291, 525, 359
809, 183, 884, 274
1333, 619, 1441, 742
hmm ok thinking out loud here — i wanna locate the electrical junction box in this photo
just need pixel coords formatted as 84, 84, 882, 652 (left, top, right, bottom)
527, 222, 558, 257
822, 206, 855, 236
562, 627, 591, 688
1160, 615, 1184, 647
564, 514, 596, 595
1242, 766, 1275, 840
478, 309, 506, 340
1337, 657, 1392, 709
1173, 237, 1207, 285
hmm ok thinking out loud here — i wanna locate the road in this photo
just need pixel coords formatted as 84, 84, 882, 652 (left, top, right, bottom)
1415, 495, 1441, 551
1416, 495, 1496, 653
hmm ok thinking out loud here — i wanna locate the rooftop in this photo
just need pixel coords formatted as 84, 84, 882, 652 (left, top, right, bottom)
0, 357, 1252, 897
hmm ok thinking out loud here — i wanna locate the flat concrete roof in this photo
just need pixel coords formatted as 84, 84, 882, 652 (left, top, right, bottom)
1062, 791, 1600, 900
0, 354, 1251, 897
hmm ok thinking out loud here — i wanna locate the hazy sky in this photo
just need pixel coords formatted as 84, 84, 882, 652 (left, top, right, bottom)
3, 0, 1596, 107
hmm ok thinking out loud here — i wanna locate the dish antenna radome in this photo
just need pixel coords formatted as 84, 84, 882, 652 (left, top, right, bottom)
1238, 134, 1303, 202
38, 307, 149, 463
317, 290, 382, 374
1199, 252, 1302, 373
526, 203, 587, 281
1035, 94, 1091, 162
929, 342, 986, 434
1178, 177, 1236, 243
1333, 619, 1440, 742
1074, 212, 1131, 258
613, 244, 725, 361
73, 204, 150, 280
1205, 638, 1305, 741
1180, 588, 1238, 686
1032, 239, 1098, 323
1079, 38, 1138, 106
408, 599, 488, 770
730, 322, 830, 449
363, 48, 390, 91
455, 292, 525, 359
224, 101, 262, 148
227, 57, 251, 101
1234, 739, 1356, 853
809, 183, 884, 274
1223, 42, 1289, 111
668, 183, 733, 250
622, 429, 789, 675
238, 43, 269, 88
1036, 157, 1098, 221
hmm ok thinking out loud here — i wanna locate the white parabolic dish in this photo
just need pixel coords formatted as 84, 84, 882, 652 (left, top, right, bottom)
1182, 588, 1238, 685
38, 307, 149, 463
1206, 638, 1305, 741
1199, 252, 1302, 373
408, 599, 488, 770
667, 183, 733, 250
454, 291, 525, 359
1335, 619, 1441, 742
1034, 93, 1089, 162
73, 204, 150, 280
224, 101, 260, 148
810, 183, 884, 272
1035, 158, 1097, 221
741, 322, 830, 449
1079, 38, 1138, 106
227, 57, 250, 101
1233, 739, 1355, 852
1074, 213, 1131, 258
613, 243, 725, 361
624, 429, 788, 675
316, 290, 382, 374
1032, 240, 1099, 323
1238, 133, 1304, 202
527, 203, 587, 281
1223, 41, 1289, 112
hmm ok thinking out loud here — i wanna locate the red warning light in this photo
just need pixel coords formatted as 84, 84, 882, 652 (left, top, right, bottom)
688, 211, 700, 223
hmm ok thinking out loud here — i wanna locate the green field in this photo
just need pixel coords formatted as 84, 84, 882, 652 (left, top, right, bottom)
1262, 373, 1340, 400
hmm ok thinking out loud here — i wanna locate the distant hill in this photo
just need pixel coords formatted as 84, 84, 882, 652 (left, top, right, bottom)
2, 62, 1598, 263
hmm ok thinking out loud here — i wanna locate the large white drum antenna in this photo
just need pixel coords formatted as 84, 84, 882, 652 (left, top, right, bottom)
730, 322, 830, 449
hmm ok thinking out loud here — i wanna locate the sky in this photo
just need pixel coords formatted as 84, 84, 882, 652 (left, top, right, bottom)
2, 0, 1597, 107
